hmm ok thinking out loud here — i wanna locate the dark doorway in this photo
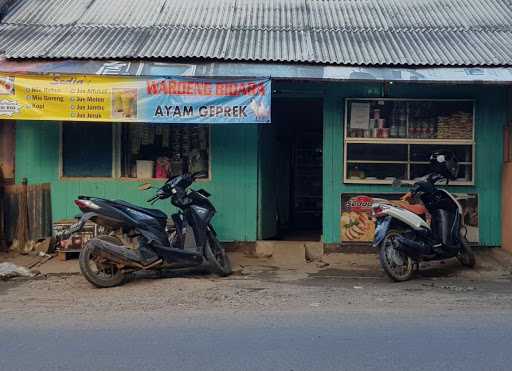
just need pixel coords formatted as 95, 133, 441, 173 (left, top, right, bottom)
258, 98, 323, 241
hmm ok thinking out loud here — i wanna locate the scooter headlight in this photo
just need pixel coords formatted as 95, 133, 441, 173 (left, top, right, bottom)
371, 203, 387, 217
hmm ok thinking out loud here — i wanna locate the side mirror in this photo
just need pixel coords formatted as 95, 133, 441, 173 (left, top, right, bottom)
391, 178, 402, 190
138, 183, 153, 191
192, 171, 208, 179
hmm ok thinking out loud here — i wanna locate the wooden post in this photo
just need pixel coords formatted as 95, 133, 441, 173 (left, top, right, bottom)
15, 178, 29, 249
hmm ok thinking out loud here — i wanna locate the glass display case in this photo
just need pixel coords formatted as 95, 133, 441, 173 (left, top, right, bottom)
121, 123, 210, 179
344, 99, 475, 185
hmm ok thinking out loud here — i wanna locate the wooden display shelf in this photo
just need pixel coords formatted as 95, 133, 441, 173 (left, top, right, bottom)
346, 160, 472, 165
345, 178, 473, 186
345, 137, 474, 145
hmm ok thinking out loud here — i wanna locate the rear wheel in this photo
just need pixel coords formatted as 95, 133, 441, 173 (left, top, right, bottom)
379, 230, 415, 282
204, 231, 232, 277
79, 239, 125, 288
457, 242, 476, 268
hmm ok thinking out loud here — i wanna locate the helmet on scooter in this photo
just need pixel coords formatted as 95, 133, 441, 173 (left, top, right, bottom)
429, 151, 459, 180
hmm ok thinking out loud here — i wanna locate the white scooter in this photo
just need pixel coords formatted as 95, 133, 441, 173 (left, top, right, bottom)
372, 151, 475, 281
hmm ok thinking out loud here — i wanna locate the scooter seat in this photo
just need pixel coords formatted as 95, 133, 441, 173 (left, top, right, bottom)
402, 203, 428, 216
113, 200, 168, 220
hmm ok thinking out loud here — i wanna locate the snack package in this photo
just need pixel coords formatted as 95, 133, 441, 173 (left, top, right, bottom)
155, 157, 171, 178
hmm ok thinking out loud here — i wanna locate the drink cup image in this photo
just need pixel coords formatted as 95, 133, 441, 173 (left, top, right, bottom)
112, 88, 137, 119
0, 76, 15, 95
123, 91, 136, 118
113, 92, 123, 112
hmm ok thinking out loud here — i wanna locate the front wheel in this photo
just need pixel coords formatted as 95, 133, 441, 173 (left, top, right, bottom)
379, 230, 415, 282
457, 242, 476, 268
204, 231, 232, 277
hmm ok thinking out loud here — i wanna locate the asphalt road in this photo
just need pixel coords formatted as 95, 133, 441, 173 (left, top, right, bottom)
3, 249, 512, 371
2, 309, 511, 371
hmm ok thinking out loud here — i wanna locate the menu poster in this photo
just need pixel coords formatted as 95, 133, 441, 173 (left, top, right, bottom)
0, 75, 272, 124
349, 102, 370, 130
340, 193, 479, 243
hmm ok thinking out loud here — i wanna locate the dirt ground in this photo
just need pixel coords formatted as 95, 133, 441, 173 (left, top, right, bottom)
2, 249, 512, 327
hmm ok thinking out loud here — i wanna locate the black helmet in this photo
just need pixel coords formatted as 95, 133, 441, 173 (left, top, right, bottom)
429, 151, 458, 180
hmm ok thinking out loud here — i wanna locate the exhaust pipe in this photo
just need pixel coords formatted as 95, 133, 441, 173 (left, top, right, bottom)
89, 239, 162, 269
395, 236, 430, 258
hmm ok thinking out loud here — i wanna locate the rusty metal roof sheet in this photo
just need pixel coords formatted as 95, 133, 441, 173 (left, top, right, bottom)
0, 0, 511, 66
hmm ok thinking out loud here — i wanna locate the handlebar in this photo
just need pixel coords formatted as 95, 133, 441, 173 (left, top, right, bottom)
408, 173, 446, 197
191, 170, 208, 180
145, 172, 207, 205
147, 194, 159, 205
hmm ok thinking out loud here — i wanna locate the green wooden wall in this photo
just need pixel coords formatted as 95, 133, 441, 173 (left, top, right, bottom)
15, 122, 259, 242
13, 82, 507, 246
322, 83, 507, 246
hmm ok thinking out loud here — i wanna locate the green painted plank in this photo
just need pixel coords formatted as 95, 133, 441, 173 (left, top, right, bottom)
14, 82, 507, 245
322, 83, 506, 246
15, 121, 259, 242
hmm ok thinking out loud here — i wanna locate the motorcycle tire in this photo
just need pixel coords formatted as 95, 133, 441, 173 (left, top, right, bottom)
204, 231, 232, 277
79, 239, 125, 288
457, 242, 476, 268
379, 230, 415, 282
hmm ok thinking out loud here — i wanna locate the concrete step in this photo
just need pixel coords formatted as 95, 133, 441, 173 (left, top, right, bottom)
252, 240, 324, 265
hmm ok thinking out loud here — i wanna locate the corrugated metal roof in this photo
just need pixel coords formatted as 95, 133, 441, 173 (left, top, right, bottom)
0, 0, 511, 66
308, 0, 512, 31
79, 0, 167, 27
141, 27, 231, 59
0, 24, 63, 57
155, 0, 235, 28
4, 0, 91, 25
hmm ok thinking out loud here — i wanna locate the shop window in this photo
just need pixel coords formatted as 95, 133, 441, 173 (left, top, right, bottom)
120, 123, 209, 179
62, 123, 113, 177
0, 120, 15, 180
344, 99, 475, 185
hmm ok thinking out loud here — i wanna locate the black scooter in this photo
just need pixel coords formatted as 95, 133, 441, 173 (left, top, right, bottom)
59, 171, 231, 287
371, 151, 476, 281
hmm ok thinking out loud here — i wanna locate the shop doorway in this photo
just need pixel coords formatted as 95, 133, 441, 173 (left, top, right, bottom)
258, 98, 323, 241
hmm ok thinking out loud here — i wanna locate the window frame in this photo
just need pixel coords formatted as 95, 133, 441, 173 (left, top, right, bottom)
343, 98, 476, 186
60, 122, 212, 181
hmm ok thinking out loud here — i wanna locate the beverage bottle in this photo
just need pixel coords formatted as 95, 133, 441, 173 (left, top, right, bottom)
399, 104, 407, 138
390, 105, 399, 138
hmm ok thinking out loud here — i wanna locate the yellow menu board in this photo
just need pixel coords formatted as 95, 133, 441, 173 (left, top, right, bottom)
0, 74, 272, 124
0, 75, 133, 121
